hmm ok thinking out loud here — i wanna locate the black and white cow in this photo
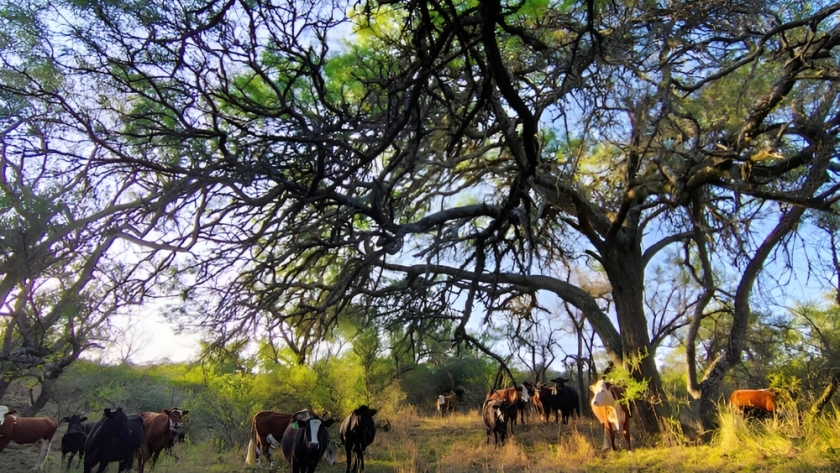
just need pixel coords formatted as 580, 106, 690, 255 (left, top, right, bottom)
281, 410, 336, 473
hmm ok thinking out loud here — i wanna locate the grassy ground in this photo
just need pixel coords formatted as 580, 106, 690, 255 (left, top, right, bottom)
7, 408, 840, 472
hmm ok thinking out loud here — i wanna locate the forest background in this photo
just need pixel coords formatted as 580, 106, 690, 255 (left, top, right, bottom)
1, 0, 840, 467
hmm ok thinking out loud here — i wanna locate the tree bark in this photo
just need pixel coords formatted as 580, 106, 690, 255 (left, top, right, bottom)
809, 368, 840, 419
603, 231, 665, 434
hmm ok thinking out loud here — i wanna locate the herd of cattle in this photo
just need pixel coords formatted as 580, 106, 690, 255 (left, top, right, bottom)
0, 381, 779, 472
440, 378, 780, 452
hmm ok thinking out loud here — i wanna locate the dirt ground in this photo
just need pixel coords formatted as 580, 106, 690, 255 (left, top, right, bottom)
0, 446, 42, 472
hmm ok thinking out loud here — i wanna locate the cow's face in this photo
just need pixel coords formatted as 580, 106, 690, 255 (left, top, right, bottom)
590, 380, 616, 407
165, 408, 189, 429
438, 395, 446, 405
493, 402, 506, 423
0, 405, 9, 425
518, 385, 530, 403
322, 440, 338, 465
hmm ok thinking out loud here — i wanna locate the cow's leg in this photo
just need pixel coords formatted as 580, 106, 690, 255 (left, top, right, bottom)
622, 420, 632, 451
151, 450, 161, 468
32, 439, 50, 471
345, 442, 352, 473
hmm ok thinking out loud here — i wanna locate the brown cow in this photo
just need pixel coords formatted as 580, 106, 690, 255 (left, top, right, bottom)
730, 389, 776, 419
138, 407, 189, 472
0, 405, 58, 471
245, 410, 338, 469
485, 385, 530, 433
589, 379, 632, 451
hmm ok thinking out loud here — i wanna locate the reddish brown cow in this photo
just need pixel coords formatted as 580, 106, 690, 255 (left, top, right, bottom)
246, 411, 292, 468
0, 405, 58, 471
138, 407, 189, 472
589, 379, 632, 451
730, 389, 777, 418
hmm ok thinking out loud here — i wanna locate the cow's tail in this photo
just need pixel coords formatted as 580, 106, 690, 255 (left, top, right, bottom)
245, 420, 257, 465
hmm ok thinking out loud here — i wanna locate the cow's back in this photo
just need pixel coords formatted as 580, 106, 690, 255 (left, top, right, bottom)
731, 389, 776, 412
255, 411, 292, 445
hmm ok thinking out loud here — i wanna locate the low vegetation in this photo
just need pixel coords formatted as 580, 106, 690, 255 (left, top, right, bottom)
3, 401, 840, 473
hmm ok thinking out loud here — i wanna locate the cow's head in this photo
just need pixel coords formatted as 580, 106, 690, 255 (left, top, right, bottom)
517, 384, 530, 403
486, 400, 507, 423
438, 395, 446, 405
164, 407, 189, 429
0, 405, 15, 425
551, 376, 569, 387
297, 414, 335, 451
322, 440, 339, 465
61, 414, 89, 433
589, 379, 616, 407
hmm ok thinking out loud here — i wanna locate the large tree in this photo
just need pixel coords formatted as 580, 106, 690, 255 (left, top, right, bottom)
7, 0, 839, 431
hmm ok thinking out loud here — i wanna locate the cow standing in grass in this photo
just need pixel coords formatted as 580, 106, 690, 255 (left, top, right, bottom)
482, 399, 509, 446
730, 389, 777, 419
340, 405, 378, 473
60, 414, 95, 470
589, 379, 632, 451
0, 405, 58, 471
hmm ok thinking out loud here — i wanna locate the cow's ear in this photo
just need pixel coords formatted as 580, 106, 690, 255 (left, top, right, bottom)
163, 409, 171, 415
322, 418, 336, 428
104, 409, 112, 417
589, 385, 596, 393
370, 409, 377, 416
60, 416, 69, 423
81, 416, 88, 422
181, 410, 189, 416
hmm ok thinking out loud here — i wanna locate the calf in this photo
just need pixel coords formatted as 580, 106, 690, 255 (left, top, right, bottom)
60, 414, 95, 470
589, 379, 632, 451
0, 405, 58, 471
482, 399, 509, 446
340, 405, 378, 473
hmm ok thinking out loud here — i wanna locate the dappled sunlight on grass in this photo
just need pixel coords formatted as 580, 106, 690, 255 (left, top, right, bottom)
25, 406, 840, 472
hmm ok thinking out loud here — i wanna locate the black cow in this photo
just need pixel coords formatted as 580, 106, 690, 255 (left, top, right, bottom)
551, 377, 581, 424
482, 399, 509, 446
84, 408, 144, 473
164, 430, 186, 458
60, 414, 95, 470
281, 410, 336, 473
340, 405, 378, 473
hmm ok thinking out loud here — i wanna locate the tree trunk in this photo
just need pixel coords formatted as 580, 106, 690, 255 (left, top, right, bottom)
22, 378, 55, 416
809, 368, 840, 419
694, 206, 806, 429
603, 232, 665, 434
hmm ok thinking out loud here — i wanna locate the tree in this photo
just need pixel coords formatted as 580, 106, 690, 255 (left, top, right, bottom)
8, 0, 840, 432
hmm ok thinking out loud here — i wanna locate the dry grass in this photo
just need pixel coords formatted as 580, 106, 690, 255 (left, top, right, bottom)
18, 407, 840, 473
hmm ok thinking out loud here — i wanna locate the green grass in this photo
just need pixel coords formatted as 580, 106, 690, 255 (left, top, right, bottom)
21, 407, 840, 473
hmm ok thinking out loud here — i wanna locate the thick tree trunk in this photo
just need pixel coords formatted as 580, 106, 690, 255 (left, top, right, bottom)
603, 233, 665, 435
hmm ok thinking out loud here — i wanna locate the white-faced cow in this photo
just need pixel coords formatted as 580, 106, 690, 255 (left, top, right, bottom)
60, 414, 95, 470
0, 405, 58, 471
340, 405, 378, 473
589, 379, 632, 451
83, 407, 144, 473
281, 410, 336, 473
138, 407, 189, 472
482, 399, 509, 446
246, 410, 337, 469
